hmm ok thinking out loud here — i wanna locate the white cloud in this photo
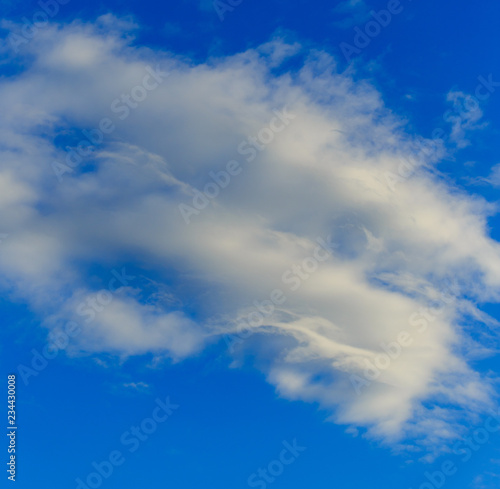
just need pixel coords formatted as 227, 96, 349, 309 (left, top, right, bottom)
122, 381, 150, 391
1, 17, 500, 456
485, 163, 500, 187
445, 90, 486, 148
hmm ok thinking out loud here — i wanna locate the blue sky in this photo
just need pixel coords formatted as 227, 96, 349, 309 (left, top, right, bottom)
1, 0, 500, 488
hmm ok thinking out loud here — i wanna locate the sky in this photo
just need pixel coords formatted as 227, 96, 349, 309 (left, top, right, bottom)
1, 0, 500, 488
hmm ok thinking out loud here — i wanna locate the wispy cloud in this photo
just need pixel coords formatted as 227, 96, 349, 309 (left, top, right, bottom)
445, 90, 487, 148
122, 381, 150, 392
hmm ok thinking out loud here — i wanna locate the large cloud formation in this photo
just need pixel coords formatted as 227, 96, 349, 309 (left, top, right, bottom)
1, 15, 500, 456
